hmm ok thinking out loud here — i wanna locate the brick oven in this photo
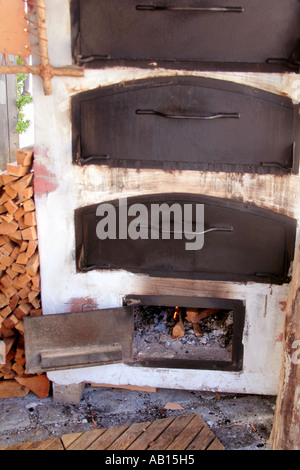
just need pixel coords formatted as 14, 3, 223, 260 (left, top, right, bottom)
25, 0, 300, 399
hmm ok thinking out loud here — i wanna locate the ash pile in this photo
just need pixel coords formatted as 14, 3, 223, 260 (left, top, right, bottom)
133, 305, 233, 362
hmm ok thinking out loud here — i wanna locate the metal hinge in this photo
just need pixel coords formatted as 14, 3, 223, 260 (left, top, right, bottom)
266, 57, 300, 72
75, 135, 111, 165
123, 297, 142, 307
255, 272, 285, 283
73, 31, 108, 65
78, 244, 96, 272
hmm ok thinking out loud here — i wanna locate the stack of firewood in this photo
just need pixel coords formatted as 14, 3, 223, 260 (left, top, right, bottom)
0, 148, 50, 399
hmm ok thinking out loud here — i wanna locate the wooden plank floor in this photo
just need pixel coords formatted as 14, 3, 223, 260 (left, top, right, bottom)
0, 414, 225, 451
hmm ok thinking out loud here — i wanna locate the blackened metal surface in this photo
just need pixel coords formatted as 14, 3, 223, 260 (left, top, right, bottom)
24, 307, 134, 373
40, 344, 123, 370
75, 194, 297, 285
72, 76, 300, 175
70, 0, 300, 72
126, 295, 244, 371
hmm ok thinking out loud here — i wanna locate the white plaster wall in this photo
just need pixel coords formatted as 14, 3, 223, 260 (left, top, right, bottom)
34, 0, 300, 394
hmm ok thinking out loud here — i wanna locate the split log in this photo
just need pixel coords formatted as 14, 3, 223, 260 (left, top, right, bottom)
16, 252, 28, 265
9, 294, 19, 310
197, 308, 221, 322
26, 252, 39, 276
17, 186, 33, 204
192, 323, 203, 338
185, 308, 200, 324
10, 173, 33, 195
15, 375, 50, 400
172, 307, 184, 339
1, 273, 13, 288
185, 308, 203, 337
0, 221, 18, 235
186, 308, 221, 323
0, 306, 12, 319
1, 174, 18, 185
14, 206, 25, 222
0, 294, 9, 308
21, 226, 37, 241
3, 337, 15, 356
4, 200, 19, 215
23, 199, 35, 213
24, 211, 36, 227
27, 241, 38, 259
6, 164, 31, 178
16, 148, 33, 167
0, 380, 29, 398
0, 340, 5, 364
14, 303, 31, 320
3, 314, 19, 330
186, 308, 221, 338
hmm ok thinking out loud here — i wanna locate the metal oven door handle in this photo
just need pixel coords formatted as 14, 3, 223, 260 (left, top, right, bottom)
136, 109, 240, 120
136, 5, 244, 13
140, 225, 233, 235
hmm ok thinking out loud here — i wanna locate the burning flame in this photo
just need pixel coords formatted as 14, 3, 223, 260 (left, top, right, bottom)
173, 306, 179, 321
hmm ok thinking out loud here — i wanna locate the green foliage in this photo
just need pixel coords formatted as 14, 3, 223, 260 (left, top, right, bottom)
16, 58, 33, 134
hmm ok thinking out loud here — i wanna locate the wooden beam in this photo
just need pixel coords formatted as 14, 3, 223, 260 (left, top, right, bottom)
271, 247, 300, 450
34, 0, 52, 95
0, 65, 84, 77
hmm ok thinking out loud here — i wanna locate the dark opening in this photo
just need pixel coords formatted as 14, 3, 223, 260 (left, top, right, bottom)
125, 295, 245, 372
134, 306, 233, 363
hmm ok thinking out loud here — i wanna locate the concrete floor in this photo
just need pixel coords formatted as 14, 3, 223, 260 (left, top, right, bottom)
0, 385, 276, 450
